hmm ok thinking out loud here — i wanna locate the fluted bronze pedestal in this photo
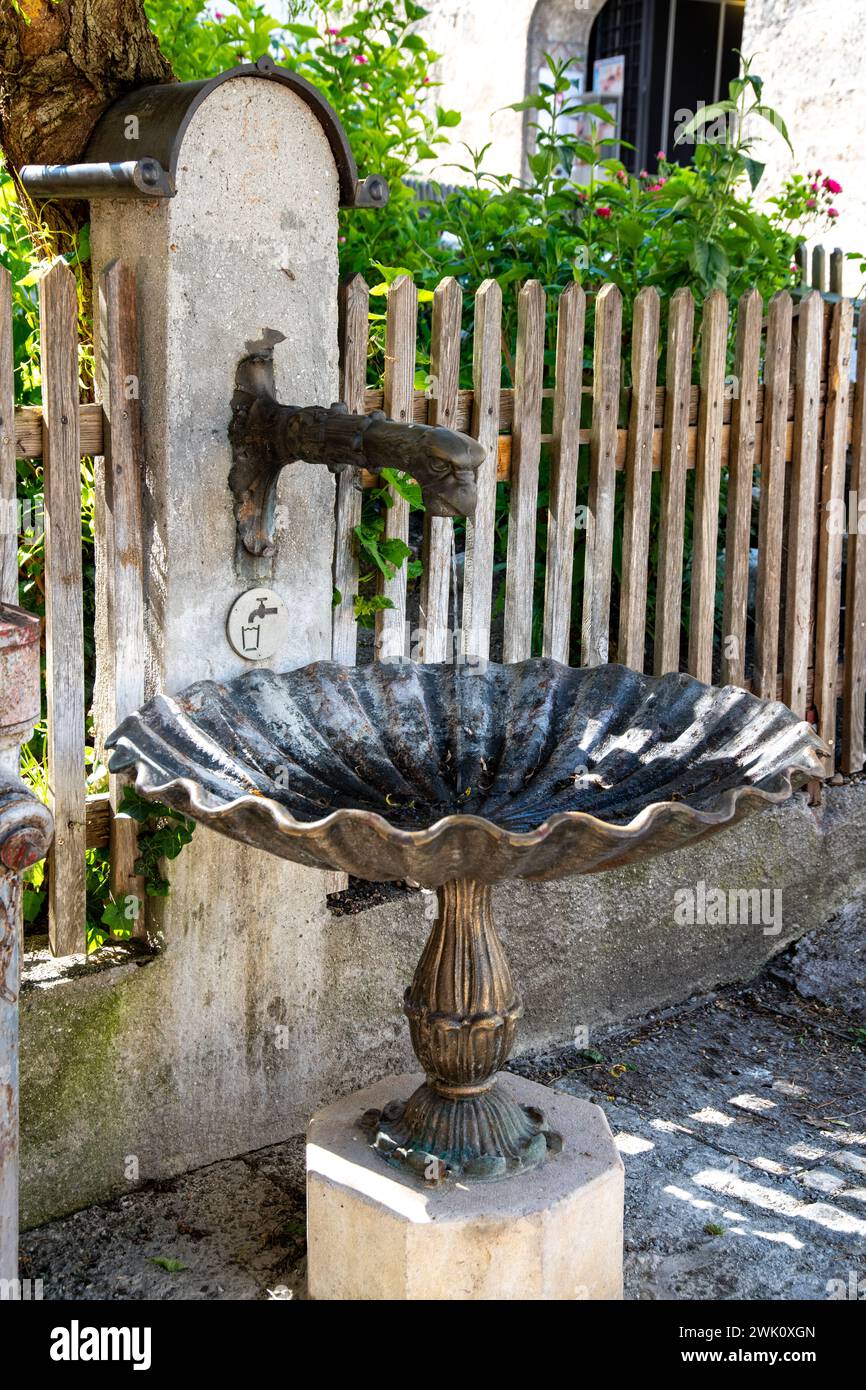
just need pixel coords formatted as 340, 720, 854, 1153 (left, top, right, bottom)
361, 879, 559, 1180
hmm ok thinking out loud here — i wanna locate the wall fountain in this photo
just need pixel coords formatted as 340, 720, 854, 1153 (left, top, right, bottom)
26, 57, 825, 1298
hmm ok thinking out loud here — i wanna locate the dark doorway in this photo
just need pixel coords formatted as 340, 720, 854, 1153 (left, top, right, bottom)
588, 0, 745, 172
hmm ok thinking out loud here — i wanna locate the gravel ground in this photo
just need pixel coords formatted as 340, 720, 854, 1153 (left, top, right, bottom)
20, 905, 865, 1301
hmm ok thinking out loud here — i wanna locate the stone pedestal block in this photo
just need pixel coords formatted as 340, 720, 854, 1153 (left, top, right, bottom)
306, 1070, 624, 1301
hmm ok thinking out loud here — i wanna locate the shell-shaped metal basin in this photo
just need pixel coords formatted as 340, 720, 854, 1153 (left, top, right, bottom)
106, 659, 825, 887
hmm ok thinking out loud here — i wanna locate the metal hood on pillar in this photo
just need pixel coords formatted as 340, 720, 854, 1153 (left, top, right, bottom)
19, 54, 389, 210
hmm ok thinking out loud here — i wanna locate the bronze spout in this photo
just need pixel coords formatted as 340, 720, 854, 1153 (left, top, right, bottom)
229, 333, 485, 557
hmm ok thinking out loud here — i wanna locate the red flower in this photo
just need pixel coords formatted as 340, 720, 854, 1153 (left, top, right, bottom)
828, 207, 840, 218
823, 176, 843, 195
596, 205, 612, 218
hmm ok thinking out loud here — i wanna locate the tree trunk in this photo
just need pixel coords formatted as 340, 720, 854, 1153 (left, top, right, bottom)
0, 0, 174, 247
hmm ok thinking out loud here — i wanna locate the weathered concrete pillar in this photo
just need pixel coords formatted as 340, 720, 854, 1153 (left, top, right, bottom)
80, 64, 361, 1168
88, 69, 340, 917
0, 605, 52, 1285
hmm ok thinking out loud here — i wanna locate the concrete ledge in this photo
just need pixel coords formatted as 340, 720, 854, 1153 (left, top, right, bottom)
19, 781, 866, 1228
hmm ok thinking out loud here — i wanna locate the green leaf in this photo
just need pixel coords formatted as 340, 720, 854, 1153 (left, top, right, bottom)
150, 1257, 187, 1273
378, 536, 412, 568
617, 218, 644, 249
569, 101, 620, 125
436, 106, 461, 128
506, 95, 551, 113
22, 887, 44, 923
675, 100, 736, 143
353, 594, 394, 629
741, 156, 765, 191
380, 467, 423, 508
754, 104, 793, 153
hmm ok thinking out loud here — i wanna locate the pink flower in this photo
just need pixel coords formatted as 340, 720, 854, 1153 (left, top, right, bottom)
327, 26, 340, 35
639, 169, 648, 179
422, 76, 431, 84
656, 150, 666, 160
815, 169, 822, 177
823, 176, 843, 194
806, 198, 816, 209
828, 207, 840, 218
214, 9, 225, 18
810, 182, 819, 192
596, 205, 612, 218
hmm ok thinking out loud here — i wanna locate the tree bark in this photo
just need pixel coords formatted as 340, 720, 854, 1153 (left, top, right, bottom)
0, 0, 174, 246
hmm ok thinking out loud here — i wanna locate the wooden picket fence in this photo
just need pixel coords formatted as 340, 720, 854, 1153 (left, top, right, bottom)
335, 271, 866, 778
4, 260, 866, 955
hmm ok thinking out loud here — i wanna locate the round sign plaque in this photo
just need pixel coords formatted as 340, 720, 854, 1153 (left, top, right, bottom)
226, 587, 290, 661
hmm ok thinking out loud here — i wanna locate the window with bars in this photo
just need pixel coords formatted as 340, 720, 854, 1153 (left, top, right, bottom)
586, 0, 745, 172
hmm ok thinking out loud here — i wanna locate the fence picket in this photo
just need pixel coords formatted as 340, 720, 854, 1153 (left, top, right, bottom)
97, 260, 146, 931
542, 282, 585, 665
811, 245, 827, 294
40, 260, 85, 956
0, 271, 15, 605
419, 278, 462, 662
814, 298, 854, 774
503, 280, 545, 663
461, 280, 502, 664
332, 274, 369, 666
842, 305, 866, 773
753, 293, 793, 700
830, 248, 844, 297
375, 274, 417, 662
688, 290, 728, 683
618, 285, 659, 671
784, 292, 824, 717
654, 287, 695, 675
582, 282, 622, 667
720, 289, 762, 686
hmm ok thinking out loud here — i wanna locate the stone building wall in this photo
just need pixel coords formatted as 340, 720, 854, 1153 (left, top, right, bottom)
731, 0, 866, 295
419, 0, 606, 180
